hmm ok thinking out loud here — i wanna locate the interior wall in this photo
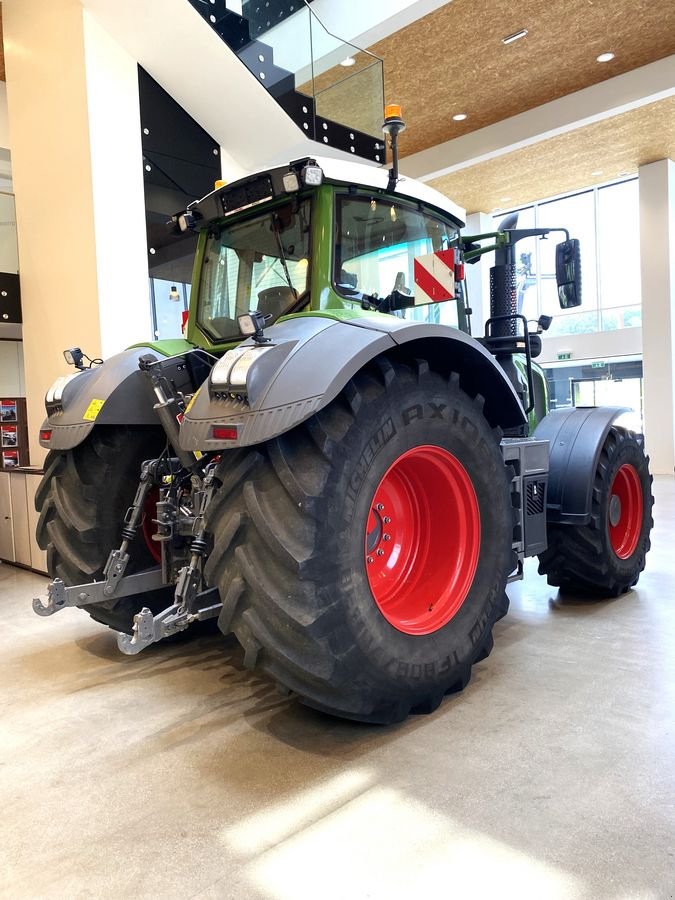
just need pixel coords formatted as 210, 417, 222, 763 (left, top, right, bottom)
82, 11, 152, 358
0, 82, 10, 151
4, 0, 103, 464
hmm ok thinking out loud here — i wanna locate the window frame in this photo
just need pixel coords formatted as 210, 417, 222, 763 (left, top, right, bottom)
195, 195, 313, 345
332, 191, 461, 306
491, 176, 640, 337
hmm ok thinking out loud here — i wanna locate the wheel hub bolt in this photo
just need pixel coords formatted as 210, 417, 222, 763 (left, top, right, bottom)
383, 516, 391, 524
376, 503, 385, 511
383, 533, 391, 541
377, 549, 385, 556
367, 556, 373, 564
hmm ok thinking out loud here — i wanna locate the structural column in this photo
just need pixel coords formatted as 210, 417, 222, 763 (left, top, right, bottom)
3, 0, 151, 463
639, 159, 675, 475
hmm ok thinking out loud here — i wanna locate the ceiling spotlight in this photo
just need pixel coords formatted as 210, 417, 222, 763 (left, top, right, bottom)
502, 29, 528, 44
597, 52, 615, 62
591, 170, 603, 176
452, 113, 467, 121
500, 196, 512, 202
340, 56, 356, 67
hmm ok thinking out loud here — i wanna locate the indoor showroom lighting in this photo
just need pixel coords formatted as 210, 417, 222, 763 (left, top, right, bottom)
452, 113, 467, 121
502, 29, 528, 44
597, 52, 615, 62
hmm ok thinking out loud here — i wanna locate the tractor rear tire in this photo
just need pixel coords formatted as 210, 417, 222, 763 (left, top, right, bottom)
205, 358, 514, 724
537, 426, 653, 597
35, 425, 173, 633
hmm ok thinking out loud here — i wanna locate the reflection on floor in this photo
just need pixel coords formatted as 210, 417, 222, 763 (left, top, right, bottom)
2, 478, 674, 899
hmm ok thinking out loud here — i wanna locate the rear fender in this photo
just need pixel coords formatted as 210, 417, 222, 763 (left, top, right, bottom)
180, 314, 527, 451
534, 406, 630, 524
41, 346, 209, 451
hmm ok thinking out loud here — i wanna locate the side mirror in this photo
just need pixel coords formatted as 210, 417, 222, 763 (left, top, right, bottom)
555, 238, 582, 308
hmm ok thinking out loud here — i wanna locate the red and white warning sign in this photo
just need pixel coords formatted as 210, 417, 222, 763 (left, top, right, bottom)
413, 248, 457, 305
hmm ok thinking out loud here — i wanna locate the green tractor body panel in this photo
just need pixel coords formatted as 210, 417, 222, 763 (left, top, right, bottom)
513, 355, 550, 430
127, 338, 196, 357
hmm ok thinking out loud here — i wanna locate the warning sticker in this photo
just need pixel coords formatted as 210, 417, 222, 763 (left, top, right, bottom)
83, 398, 105, 422
185, 390, 199, 415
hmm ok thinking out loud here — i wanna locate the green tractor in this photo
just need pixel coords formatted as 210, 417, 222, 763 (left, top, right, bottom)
34, 111, 653, 723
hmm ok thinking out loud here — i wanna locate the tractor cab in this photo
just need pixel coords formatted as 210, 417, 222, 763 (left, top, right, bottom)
176, 155, 469, 352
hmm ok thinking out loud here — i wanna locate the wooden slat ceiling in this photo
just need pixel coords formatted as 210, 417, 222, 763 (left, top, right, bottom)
312, 0, 675, 213
368, 0, 675, 159
427, 95, 675, 214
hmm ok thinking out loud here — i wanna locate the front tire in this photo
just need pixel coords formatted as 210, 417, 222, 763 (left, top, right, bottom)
205, 358, 514, 723
538, 426, 653, 596
35, 426, 172, 632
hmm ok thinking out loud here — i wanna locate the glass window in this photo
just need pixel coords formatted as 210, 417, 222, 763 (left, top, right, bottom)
335, 195, 461, 327
150, 279, 188, 340
597, 180, 640, 310
197, 199, 311, 343
492, 179, 639, 336
537, 191, 597, 318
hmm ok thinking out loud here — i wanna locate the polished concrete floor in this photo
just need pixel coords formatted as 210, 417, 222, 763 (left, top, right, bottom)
1, 478, 674, 900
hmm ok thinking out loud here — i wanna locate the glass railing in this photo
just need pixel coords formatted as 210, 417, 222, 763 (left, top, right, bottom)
241, 0, 385, 140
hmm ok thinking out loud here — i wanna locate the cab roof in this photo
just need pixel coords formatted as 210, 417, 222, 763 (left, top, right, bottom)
313, 156, 465, 226
181, 156, 465, 232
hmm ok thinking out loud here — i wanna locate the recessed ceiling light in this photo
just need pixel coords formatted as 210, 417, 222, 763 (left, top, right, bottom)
591, 170, 603, 176
502, 29, 528, 44
597, 52, 615, 63
500, 196, 512, 202
452, 113, 467, 121
618, 171, 631, 177
340, 56, 355, 67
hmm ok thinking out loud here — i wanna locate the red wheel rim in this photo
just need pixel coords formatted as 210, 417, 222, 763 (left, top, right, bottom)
142, 487, 162, 564
365, 445, 481, 635
608, 463, 643, 559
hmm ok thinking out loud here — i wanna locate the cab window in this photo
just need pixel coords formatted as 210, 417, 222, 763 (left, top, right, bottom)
334, 195, 460, 326
197, 199, 311, 342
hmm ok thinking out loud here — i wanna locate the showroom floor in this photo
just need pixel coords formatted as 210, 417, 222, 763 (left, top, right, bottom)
2, 478, 674, 900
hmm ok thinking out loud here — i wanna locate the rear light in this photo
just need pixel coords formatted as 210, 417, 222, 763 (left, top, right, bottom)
40, 429, 52, 442
454, 262, 465, 281
212, 425, 239, 441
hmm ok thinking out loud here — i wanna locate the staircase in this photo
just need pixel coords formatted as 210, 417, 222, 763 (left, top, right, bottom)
186, 0, 386, 163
